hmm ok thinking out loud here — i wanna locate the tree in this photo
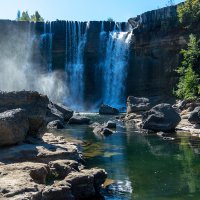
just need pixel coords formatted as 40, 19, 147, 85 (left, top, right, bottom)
31, 11, 44, 22
16, 10, 21, 21
177, 0, 200, 24
174, 34, 200, 100
107, 17, 114, 22
19, 11, 30, 21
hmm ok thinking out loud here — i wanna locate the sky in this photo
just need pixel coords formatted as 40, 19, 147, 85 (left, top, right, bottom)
0, 0, 184, 22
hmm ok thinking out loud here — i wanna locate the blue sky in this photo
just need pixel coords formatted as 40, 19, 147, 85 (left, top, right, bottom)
0, 0, 184, 22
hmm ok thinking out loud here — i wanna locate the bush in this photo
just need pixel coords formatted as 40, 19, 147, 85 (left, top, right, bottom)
174, 34, 200, 100
177, 0, 200, 24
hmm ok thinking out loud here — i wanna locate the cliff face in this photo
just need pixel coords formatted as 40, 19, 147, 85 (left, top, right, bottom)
127, 5, 200, 99
0, 5, 200, 107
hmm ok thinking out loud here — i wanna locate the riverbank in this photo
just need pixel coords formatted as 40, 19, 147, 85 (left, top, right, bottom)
0, 91, 107, 200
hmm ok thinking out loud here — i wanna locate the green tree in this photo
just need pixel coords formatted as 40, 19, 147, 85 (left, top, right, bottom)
107, 17, 114, 22
19, 11, 30, 21
31, 11, 44, 22
174, 34, 200, 100
177, 0, 200, 24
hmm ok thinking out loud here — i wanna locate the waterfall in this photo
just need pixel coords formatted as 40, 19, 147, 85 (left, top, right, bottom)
40, 22, 53, 73
65, 21, 89, 110
101, 22, 132, 109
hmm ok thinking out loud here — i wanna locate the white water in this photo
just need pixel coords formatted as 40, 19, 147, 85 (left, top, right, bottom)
101, 22, 132, 109
65, 21, 89, 111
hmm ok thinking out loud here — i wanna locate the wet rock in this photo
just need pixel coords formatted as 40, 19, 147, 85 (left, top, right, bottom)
68, 116, 90, 125
127, 96, 150, 114
0, 108, 29, 146
47, 120, 65, 129
93, 125, 115, 136
142, 103, 181, 132
105, 121, 117, 129
188, 107, 200, 124
99, 104, 119, 115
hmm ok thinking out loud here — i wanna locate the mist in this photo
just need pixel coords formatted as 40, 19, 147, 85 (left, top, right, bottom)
0, 22, 67, 103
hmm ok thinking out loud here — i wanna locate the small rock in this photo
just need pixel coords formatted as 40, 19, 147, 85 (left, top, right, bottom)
99, 104, 119, 115
47, 120, 65, 129
68, 116, 90, 125
105, 121, 116, 129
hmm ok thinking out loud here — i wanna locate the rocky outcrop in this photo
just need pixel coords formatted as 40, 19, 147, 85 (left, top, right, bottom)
0, 109, 29, 146
93, 121, 116, 136
0, 91, 49, 134
0, 133, 80, 164
99, 104, 119, 115
0, 161, 107, 200
188, 107, 200, 124
68, 116, 90, 125
142, 103, 181, 132
127, 96, 150, 114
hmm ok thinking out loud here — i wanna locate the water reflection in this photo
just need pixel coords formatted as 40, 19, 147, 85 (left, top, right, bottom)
53, 114, 200, 200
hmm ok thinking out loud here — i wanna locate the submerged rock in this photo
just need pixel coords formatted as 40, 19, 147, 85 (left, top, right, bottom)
127, 96, 150, 114
68, 116, 90, 125
142, 103, 181, 132
0, 108, 29, 146
99, 104, 119, 115
105, 121, 117, 129
47, 120, 65, 129
188, 107, 200, 124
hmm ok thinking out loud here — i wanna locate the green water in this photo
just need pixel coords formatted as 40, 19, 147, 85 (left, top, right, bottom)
53, 114, 200, 200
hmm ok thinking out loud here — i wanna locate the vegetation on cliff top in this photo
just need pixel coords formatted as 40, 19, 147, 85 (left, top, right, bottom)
16, 10, 44, 22
174, 34, 200, 100
177, 0, 200, 24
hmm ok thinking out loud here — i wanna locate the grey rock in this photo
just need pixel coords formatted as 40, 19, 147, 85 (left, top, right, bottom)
127, 96, 150, 114
99, 104, 119, 115
188, 107, 200, 124
68, 116, 90, 125
93, 125, 115, 136
0, 91, 49, 135
54, 103, 74, 121
47, 120, 65, 129
142, 103, 181, 132
105, 121, 117, 129
0, 108, 29, 146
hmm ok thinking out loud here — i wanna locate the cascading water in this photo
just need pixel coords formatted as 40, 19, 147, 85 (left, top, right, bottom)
40, 22, 53, 73
101, 22, 132, 109
65, 21, 89, 110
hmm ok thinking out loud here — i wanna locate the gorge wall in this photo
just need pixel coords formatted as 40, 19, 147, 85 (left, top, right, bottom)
0, 4, 198, 110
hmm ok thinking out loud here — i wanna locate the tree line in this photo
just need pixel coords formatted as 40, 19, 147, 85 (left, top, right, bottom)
16, 10, 44, 22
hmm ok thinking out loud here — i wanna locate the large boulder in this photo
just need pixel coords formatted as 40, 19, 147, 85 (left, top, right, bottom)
0, 108, 29, 146
99, 104, 119, 115
68, 116, 90, 125
0, 91, 49, 134
142, 103, 181, 132
54, 103, 74, 121
127, 96, 150, 114
188, 107, 200, 124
